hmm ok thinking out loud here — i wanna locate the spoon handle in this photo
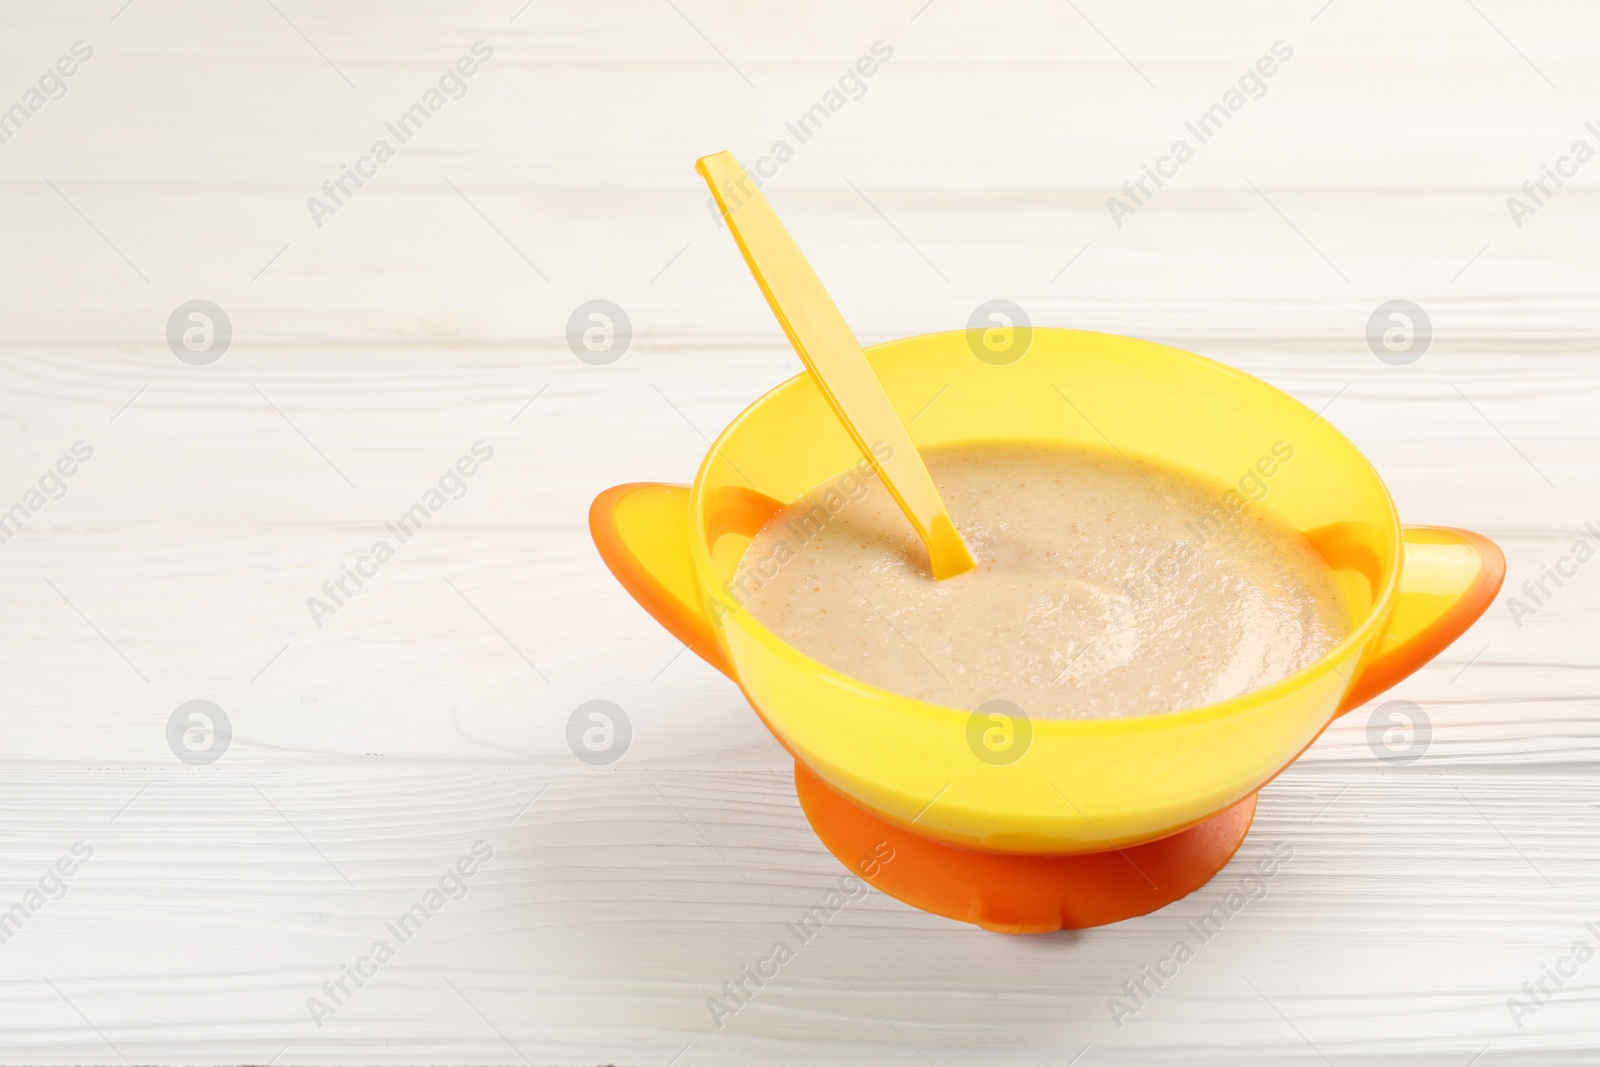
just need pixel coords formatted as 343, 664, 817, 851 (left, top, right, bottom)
697, 152, 977, 579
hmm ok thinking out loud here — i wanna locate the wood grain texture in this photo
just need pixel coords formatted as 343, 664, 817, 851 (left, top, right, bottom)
0, 0, 1597, 1062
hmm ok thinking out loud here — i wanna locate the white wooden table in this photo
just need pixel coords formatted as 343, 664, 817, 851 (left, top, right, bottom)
2, 1, 1597, 1062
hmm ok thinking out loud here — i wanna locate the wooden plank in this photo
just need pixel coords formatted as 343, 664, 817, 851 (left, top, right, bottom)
0, 0, 1596, 1060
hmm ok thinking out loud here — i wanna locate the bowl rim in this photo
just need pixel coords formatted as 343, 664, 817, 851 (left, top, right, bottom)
686, 326, 1404, 738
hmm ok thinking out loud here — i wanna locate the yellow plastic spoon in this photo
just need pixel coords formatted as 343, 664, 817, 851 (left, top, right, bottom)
696, 151, 977, 580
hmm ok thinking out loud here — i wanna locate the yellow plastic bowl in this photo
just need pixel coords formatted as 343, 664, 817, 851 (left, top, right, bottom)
595, 327, 1503, 856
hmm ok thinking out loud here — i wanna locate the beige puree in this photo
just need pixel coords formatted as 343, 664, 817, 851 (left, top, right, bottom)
735, 442, 1348, 719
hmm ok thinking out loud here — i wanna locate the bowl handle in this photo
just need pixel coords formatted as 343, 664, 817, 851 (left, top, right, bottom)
591, 492, 1505, 711
1335, 525, 1505, 715
590, 483, 735, 679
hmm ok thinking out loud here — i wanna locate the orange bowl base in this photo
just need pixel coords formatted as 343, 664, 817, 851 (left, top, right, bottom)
794, 761, 1258, 933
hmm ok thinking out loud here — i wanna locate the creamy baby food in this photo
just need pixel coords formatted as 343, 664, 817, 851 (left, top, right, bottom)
734, 442, 1347, 719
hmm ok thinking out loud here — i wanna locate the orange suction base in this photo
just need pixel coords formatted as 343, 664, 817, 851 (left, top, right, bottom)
795, 762, 1257, 933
